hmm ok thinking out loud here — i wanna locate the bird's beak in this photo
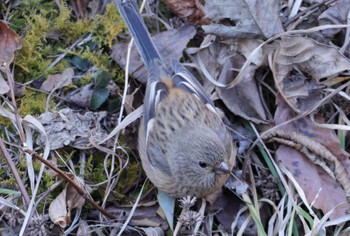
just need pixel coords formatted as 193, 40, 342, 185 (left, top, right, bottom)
215, 162, 230, 174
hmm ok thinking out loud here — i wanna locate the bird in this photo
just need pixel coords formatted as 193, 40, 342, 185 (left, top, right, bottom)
116, 0, 236, 198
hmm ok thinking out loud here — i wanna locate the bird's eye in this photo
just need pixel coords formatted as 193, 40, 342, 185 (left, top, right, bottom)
199, 161, 207, 168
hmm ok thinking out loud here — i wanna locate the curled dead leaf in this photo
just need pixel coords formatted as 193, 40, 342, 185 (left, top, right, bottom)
265, 130, 350, 201
270, 96, 350, 219
271, 36, 350, 113
202, 0, 283, 38
0, 72, 10, 95
49, 186, 71, 228
49, 175, 92, 228
318, 0, 350, 39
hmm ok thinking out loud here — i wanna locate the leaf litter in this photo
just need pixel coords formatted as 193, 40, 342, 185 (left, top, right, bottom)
0, 0, 350, 235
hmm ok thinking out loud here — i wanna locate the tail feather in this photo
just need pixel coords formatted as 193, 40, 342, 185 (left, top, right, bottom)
116, 0, 164, 71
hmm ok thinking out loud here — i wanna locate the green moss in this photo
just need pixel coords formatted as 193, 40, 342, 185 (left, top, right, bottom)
0, 0, 133, 211
114, 70, 126, 85
117, 162, 140, 191
13, 1, 112, 80
93, 3, 125, 48
16, 14, 51, 78
77, 73, 93, 87
9, 0, 125, 83
69, 47, 111, 72
18, 90, 49, 116
86, 154, 109, 184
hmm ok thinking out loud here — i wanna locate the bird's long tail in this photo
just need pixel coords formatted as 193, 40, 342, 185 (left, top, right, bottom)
116, 0, 164, 72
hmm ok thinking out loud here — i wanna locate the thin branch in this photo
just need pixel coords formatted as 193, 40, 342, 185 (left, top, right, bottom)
2, 66, 26, 144
0, 138, 30, 204
24, 149, 116, 220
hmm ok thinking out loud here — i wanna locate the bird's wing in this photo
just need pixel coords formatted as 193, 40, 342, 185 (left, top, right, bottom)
171, 60, 215, 109
116, 0, 172, 135
143, 78, 168, 141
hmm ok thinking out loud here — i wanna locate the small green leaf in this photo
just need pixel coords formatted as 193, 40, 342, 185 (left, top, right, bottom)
107, 97, 121, 113
69, 55, 91, 72
93, 70, 112, 88
0, 188, 20, 195
91, 88, 109, 110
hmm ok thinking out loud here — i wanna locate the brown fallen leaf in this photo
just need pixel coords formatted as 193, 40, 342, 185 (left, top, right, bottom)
187, 36, 269, 123
40, 68, 74, 92
244, 0, 285, 38
0, 72, 10, 95
202, 0, 284, 38
49, 175, 92, 228
217, 56, 268, 123
267, 131, 350, 201
208, 190, 243, 233
216, 39, 269, 123
106, 203, 168, 231
318, 0, 350, 39
271, 35, 350, 113
65, 83, 94, 108
273, 95, 350, 220
0, 20, 22, 68
163, 0, 209, 25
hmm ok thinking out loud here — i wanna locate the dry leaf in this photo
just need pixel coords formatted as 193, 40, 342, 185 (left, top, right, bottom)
106, 204, 168, 231
76, 220, 91, 236
40, 68, 74, 92
0, 20, 22, 68
244, 0, 285, 38
49, 186, 70, 228
233, 38, 266, 66
163, 0, 209, 24
216, 39, 269, 123
37, 108, 108, 150
188, 36, 223, 97
271, 36, 350, 113
318, 0, 350, 38
274, 36, 350, 79
0, 72, 9, 95
112, 26, 196, 83
188, 37, 269, 123
274, 95, 350, 220
217, 57, 268, 123
49, 175, 92, 228
65, 83, 94, 108
202, 0, 283, 38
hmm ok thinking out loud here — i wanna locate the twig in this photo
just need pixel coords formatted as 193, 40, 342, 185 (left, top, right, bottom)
2, 66, 26, 144
284, 0, 337, 27
0, 138, 30, 204
24, 149, 116, 220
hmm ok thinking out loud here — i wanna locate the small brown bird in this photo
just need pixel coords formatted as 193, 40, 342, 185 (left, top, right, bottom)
116, 0, 236, 198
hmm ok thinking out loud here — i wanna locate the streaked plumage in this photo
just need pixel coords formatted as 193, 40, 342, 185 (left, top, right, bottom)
116, 0, 236, 198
